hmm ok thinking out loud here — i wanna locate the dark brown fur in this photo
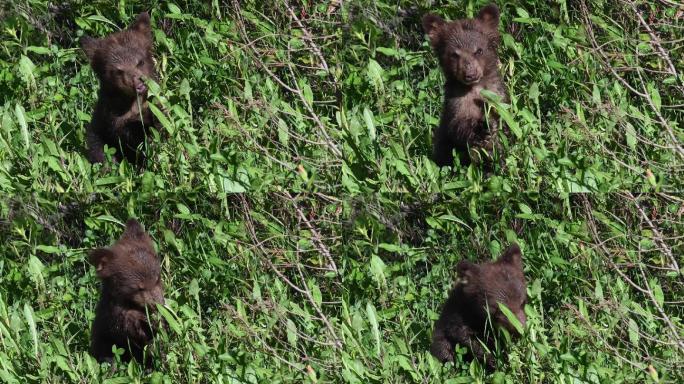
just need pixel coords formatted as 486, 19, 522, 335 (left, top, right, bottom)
89, 219, 164, 366
422, 5, 507, 167
81, 12, 157, 165
431, 244, 527, 370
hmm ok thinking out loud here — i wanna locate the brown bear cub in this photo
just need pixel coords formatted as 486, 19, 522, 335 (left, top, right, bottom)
81, 12, 157, 165
431, 244, 527, 370
89, 219, 164, 366
422, 5, 507, 167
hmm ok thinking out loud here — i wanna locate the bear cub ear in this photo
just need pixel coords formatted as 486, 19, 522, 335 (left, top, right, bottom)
80, 36, 100, 61
122, 219, 146, 239
456, 260, 480, 284
499, 243, 522, 267
89, 248, 116, 278
477, 4, 500, 30
422, 13, 446, 47
129, 12, 152, 37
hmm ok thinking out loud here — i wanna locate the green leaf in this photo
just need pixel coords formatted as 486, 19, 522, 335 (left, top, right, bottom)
87, 15, 118, 28
369, 255, 386, 286
18, 56, 36, 86
149, 103, 174, 134
94, 176, 125, 186
277, 118, 289, 146
301, 80, 313, 105
376, 47, 398, 57
23, 304, 38, 358
167, 3, 182, 14
519, 203, 532, 215
592, 84, 601, 105
366, 302, 381, 358
286, 319, 297, 347
651, 280, 664, 307
648, 83, 661, 111
395, 355, 418, 380
363, 108, 376, 141
35, 245, 61, 254
625, 122, 637, 150
628, 318, 639, 345
219, 176, 247, 193
26, 256, 45, 288
498, 303, 524, 334
54, 355, 76, 380
177, 203, 190, 215
103, 378, 133, 384
311, 282, 322, 308
189, 279, 200, 298
438, 215, 472, 230
367, 59, 384, 90
481, 89, 521, 138
157, 304, 182, 335
14, 104, 29, 149
528, 82, 540, 103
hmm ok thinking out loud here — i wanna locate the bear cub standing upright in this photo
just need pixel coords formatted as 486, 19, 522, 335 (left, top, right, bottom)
430, 244, 527, 370
422, 4, 507, 167
89, 219, 164, 366
81, 12, 158, 165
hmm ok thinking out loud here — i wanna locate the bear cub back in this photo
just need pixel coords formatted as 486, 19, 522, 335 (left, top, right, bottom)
422, 4, 507, 167
89, 219, 164, 366
431, 244, 527, 370
81, 12, 157, 165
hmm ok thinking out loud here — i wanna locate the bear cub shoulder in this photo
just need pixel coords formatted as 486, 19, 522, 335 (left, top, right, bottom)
431, 244, 527, 370
81, 12, 158, 165
89, 219, 164, 366
422, 4, 507, 167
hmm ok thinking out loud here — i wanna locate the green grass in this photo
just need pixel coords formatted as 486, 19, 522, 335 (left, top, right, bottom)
1, 0, 683, 382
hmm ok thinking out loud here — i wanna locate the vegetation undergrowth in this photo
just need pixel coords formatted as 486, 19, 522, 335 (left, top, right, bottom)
0, 0, 682, 382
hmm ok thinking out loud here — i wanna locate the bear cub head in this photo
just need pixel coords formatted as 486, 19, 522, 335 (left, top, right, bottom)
457, 243, 527, 334
89, 219, 164, 309
422, 5, 501, 86
81, 12, 156, 97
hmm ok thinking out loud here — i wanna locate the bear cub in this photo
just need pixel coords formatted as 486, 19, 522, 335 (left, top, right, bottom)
431, 244, 527, 370
422, 4, 507, 167
89, 219, 164, 366
81, 12, 158, 165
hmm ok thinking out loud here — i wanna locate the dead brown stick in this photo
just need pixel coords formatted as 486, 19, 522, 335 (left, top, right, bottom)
239, 194, 342, 350
282, 0, 330, 72
623, 192, 679, 271
581, 195, 684, 353
625, 0, 678, 78
281, 191, 338, 274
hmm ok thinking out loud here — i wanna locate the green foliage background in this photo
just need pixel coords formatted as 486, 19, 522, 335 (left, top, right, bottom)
0, 0, 682, 382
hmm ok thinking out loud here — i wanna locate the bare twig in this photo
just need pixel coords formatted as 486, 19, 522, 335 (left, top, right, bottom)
623, 192, 679, 271
231, 0, 342, 158
281, 191, 338, 273
580, 1, 647, 98
282, 0, 329, 72
239, 194, 342, 350
625, 0, 678, 79
634, 68, 684, 160
580, 0, 684, 161
580, 195, 684, 354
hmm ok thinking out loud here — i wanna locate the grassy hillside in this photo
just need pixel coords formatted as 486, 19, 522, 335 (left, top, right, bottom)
0, 0, 682, 382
